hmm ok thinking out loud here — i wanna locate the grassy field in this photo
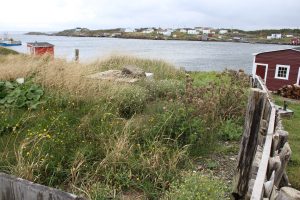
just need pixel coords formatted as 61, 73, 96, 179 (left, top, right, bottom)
0, 54, 249, 199
275, 97, 300, 190
0, 47, 19, 55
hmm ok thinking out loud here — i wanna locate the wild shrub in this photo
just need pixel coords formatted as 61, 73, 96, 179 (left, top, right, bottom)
164, 172, 229, 200
0, 80, 44, 109
112, 85, 148, 119
184, 70, 249, 143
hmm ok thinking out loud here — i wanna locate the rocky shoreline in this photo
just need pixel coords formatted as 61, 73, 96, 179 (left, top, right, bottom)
25, 28, 300, 46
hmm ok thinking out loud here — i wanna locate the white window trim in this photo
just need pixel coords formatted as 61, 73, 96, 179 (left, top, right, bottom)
253, 62, 268, 83
297, 67, 300, 85
275, 64, 290, 80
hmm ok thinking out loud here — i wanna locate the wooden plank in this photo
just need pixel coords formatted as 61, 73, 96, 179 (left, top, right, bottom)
233, 88, 267, 199
251, 106, 276, 200
0, 173, 85, 200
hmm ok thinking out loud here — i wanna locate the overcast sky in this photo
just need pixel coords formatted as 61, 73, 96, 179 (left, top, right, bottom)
1, 0, 299, 31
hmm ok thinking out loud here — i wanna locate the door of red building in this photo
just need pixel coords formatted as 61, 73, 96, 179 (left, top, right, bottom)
256, 64, 267, 81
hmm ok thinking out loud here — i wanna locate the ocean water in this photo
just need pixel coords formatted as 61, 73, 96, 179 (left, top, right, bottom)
6, 33, 292, 73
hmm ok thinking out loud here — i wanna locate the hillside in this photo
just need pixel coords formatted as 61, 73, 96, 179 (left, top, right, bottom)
0, 47, 19, 55
0, 54, 249, 199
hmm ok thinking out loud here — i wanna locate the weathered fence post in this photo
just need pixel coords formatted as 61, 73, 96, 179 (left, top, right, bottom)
75, 49, 79, 61
232, 88, 267, 199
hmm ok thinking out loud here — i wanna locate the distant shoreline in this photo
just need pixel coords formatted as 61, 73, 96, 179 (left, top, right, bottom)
25, 31, 297, 46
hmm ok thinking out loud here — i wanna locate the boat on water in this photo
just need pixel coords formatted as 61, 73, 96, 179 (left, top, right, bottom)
0, 33, 22, 46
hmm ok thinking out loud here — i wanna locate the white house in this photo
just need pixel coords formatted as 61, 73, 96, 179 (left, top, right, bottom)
195, 27, 203, 32
143, 28, 155, 34
219, 30, 228, 34
187, 29, 198, 35
202, 29, 211, 34
124, 28, 136, 33
179, 29, 187, 33
159, 29, 172, 36
75, 27, 82, 32
270, 34, 282, 39
286, 35, 294, 38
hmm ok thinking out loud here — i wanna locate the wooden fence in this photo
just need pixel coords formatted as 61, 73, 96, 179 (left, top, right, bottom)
232, 75, 299, 200
0, 173, 85, 200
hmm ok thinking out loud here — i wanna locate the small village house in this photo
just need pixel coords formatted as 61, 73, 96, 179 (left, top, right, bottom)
219, 29, 228, 34
158, 29, 173, 36
252, 47, 300, 91
27, 42, 54, 56
187, 29, 198, 35
179, 28, 187, 33
124, 28, 136, 33
195, 27, 203, 32
286, 34, 294, 38
142, 28, 154, 34
267, 33, 282, 39
202, 28, 211, 34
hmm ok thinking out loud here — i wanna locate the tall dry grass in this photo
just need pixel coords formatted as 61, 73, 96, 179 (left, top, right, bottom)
0, 54, 184, 101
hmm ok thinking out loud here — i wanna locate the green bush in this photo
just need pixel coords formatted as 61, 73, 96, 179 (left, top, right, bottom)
113, 86, 148, 119
164, 172, 229, 200
218, 119, 243, 141
142, 79, 184, 100
0, 80, 44, 109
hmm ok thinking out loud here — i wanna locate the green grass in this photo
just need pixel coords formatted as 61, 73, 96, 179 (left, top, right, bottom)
0, 55, 249, 199
275, 97, 300, 189
0, 47, 19, 55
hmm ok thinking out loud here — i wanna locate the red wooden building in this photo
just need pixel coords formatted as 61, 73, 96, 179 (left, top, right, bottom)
27, 42, 54, 56
252, 47, 300, 91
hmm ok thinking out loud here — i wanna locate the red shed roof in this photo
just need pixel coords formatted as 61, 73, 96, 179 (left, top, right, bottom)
253, 47, 300, 56
27, 42, 54, 47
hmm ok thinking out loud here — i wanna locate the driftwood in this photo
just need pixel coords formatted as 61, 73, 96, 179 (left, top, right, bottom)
268, 156, 281, 180
264, 171, 275, 198
276, 187, 300, 200
246, 146, 263, 199
251, 107, 276, 200
258, 120, 268, 146
270, 186, 278, 200
233, 76, 295, 200
279, 171, 290, 188
233, 88, 267, 199
276, 130, 289, 151
274, 143, 292, 188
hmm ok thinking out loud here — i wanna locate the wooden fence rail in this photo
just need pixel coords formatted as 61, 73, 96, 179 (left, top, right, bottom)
0, 173, 85, 200
233, 75, 299, 200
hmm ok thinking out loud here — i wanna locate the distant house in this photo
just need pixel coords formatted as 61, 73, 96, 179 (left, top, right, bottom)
75, 27, 82, 32
142, 28, 154, 34
179, 29, 187, 33
195, 27, 203, 32
158, 29, 172, 36
219, 30, 228, 34
252, 48, 300, 90
187, 29, 198, 35
202, 29, 211, 34
27, 42, 54, 56
124, 28, 136, 33
267, 34, 282, 39
286, 35, 294, 38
